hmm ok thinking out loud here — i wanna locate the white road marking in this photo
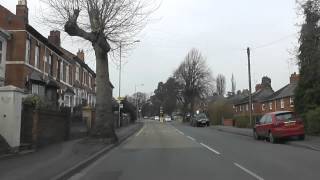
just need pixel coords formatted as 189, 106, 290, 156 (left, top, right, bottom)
135, 126, 145, 137
186, 136, 196, 141
200, 143, 221, 155
234, 163, 264, 180
175, 129, 184, 135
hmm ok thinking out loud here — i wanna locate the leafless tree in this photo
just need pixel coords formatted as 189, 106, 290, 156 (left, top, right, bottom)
231, 73, 236, 94
174, 48, 214, 118
42, 0, 156, 141
216, 74, 226, 96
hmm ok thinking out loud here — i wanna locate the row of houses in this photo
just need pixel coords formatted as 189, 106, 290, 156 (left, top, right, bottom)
233, 73, 299, 117
0, 0, 112, 109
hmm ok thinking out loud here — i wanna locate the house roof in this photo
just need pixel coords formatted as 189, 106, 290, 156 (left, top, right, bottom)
261, 83, 297, 102
235, 88, 274, 105
26, 24, 64, 56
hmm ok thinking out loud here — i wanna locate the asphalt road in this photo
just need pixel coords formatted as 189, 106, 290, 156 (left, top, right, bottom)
69, 120, 320, 180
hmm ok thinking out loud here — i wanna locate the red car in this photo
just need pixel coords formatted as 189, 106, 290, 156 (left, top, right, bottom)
253, 111, 305, 143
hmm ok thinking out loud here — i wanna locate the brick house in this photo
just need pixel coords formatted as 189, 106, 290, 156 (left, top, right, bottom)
260, 73, 299, 114
0, 0, 107, 108
233, 76, 274, 116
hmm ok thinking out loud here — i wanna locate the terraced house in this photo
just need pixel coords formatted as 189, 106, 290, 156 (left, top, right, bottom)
0, 0, 99, 108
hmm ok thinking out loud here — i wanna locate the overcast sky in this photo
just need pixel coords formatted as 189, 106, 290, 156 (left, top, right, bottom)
2, 0, 300, 97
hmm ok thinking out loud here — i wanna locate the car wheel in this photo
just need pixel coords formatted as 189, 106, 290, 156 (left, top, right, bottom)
269, 132, 276, 144
253, 130, 260, 140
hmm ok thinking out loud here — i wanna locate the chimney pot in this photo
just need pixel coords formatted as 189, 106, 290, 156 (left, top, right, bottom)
77, 50, 85, 61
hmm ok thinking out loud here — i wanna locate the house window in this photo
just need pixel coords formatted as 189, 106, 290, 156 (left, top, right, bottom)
262, 104, 266, 111
83, 70, 85, 85
252, 104, 254, 110
34, 45, 40, 68
60, 61, 64, 81
89, 75, 91, 88
269, 102, 272, 110
76, 66, 79, 81
290, 97, 294, 107
280, 99, 285, 109
240, 105, 242, 112
64, 95, 71, 107
31, 84, 44, 96
0, 41, 2, 64
66, 64, 69, 84
246, 104, 249, 111
48, 54, 52, 76
25, 39, 31, 63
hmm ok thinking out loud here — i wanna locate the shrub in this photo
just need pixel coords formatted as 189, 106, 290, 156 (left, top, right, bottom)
22, 95, 43, 109
305, 107, 320, 135
208, 99, 233, 125
234, 115, 262, 128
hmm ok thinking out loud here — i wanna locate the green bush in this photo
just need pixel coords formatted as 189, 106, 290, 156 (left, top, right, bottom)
305, 107, 320, 135
234, 115, 262, 128
22, 95, 43, 109
207, 99, 233, 125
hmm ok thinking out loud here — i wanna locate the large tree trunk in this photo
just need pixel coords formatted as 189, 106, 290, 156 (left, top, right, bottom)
91, 43, 118, 142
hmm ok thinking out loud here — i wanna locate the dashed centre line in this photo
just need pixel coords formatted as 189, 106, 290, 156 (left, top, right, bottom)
135, 126, 145, 137
186, 136, 196, 141
200, 142, 221, 155
234, 163, 264, 180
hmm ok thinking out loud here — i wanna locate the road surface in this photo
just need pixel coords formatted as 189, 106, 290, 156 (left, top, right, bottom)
69, 120, 320, 180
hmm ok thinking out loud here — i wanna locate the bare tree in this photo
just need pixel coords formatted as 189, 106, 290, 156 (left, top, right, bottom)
231, 73, 236, 95
216, 74, 226, 96
42, 0, 156, 141
174, 48, 214, 118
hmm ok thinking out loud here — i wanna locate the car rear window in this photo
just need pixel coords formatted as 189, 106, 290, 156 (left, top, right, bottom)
276, 112, 294, 122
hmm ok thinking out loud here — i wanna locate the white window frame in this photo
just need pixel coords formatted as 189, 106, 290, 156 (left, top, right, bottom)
269, 102, 272, 110
290, 97, 294, 107
280, 99, 285, 109
25, 38, 31, 64
48, 54, 52, 75
246, 104, 249, 111
89, 74, 91, 88
35, 44, 40, 68
240, 105, 242, 112
262, 104, 266, 111
32, 84, 39, 94
60, 61, 64, 82
75, 66, 79, 81
66, 64, 69, 84
0, 40, 3, 65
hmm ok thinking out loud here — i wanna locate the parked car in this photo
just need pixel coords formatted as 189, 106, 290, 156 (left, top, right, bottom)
144, 116, 148, 119
154, 116, 160, 121
190, 113, 210, 127
253, 111, 305, 143
165, 115, 172, 122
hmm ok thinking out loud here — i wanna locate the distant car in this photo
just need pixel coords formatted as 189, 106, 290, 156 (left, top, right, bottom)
190, 113, 210, 127
144, 116, 148, 119
165, 116, 172, 122
253, 111, 305, 143
154, 116, 160, 121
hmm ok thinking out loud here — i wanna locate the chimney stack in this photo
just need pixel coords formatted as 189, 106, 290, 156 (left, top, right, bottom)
290, 72, 299, 84
48, 30, 61, 47
77, 50, 85, 61
255, 84, 262, 92
16, 0, 28, 24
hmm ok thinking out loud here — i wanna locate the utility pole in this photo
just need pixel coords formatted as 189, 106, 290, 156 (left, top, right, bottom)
247, 47, 253, 126
118, 42, 122, 128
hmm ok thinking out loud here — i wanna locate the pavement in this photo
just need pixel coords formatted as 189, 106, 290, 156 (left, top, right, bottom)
68, 120, 320, 180
0, 122, 142, 180
212, 125, 320, 151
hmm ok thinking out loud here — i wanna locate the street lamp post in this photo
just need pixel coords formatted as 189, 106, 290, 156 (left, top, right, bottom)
118, 40, 140, 128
